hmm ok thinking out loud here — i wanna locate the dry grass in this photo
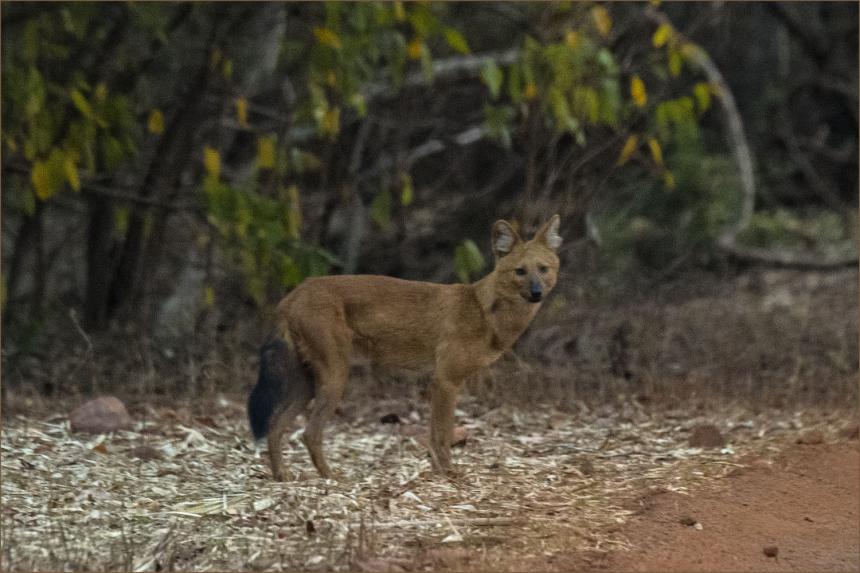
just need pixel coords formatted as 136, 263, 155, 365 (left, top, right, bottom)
2, 395, 853, 572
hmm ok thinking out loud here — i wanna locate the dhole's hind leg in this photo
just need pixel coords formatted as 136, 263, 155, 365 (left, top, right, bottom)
266, 399, 309, 481
301, 329, 351, 479
301, 371, 346, 479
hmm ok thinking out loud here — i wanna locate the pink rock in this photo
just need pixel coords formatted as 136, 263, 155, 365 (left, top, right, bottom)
70, 396, 133, 434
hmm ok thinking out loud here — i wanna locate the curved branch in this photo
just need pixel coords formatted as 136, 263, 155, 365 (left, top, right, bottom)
644, 9, 755, 249
718, 240, 858, 270
642, 9, 857, 270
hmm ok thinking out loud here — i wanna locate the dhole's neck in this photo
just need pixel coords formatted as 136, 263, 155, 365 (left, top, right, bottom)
470, 271, 540, 350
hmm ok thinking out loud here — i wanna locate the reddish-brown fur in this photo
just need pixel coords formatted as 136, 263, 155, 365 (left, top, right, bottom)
263, 215, 562, 480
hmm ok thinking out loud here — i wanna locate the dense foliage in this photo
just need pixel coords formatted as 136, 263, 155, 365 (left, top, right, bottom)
1, 2, 856, 340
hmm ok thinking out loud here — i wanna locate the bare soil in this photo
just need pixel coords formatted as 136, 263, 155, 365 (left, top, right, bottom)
410, 437, 860, 573
580, 442, 860, 572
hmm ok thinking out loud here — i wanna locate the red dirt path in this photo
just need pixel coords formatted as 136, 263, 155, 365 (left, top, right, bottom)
584, 441, 859, 572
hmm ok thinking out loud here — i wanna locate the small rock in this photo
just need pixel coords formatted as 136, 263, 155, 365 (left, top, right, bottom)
411, 425, 468, 448
797, 430, 824, 445
129, 445, 162, 461
578, 458, 595, 476
69, 396, 133, 434
839, 423, 859, 440
679, 515, 697, 526
379, 413, 401, 425
451, 425, 468, 448
354, 557, 407, 572
689, 424, 726, 448
763, 545, 779, 558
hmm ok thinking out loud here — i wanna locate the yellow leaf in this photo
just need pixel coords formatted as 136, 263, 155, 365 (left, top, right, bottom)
31, 161, 52, 200
649, 0, 662, 7
652, 23, 672, 48
680, 42, 701, 62
707, 81, 723, 98
5, 136, 17, 153
393, 0, 406, 22
663, 170, 675, 190
693, 82, 711, 113
591, 6, 612, 39
321, 106, 340, 138
210, 48, 222, 70
669, 50, 682, 77
564, 30, 580, 49
647, 137, 664, 167
326, 71, 338, 87
313, 27, 342, 50
203, 286, 215, 307
630, 75, 647, 108
203, 146, 220, 179
257, 136, 276, 169
223, 59, 233, 80
616, 134, 639, 166
64, 157, 80, 191
235, 97, 248, 127
407, 38, 424, 60
94, 82, 108, 102
147, 109, 164, 135
524, 83, 538, 100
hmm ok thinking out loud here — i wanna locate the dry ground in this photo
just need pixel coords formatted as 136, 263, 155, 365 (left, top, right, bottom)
1, 396, 857, 572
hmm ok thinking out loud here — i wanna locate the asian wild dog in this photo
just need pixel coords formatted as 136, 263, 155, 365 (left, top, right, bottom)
248, 215, 562, 480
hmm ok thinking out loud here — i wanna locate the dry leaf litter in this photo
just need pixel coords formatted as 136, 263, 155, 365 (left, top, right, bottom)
1, 398, 841, 571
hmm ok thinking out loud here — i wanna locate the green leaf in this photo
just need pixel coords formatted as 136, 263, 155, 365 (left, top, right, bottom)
63, 156, 81, 191
114, 207, 130, 235
454, 239, 485, 283
281, 254, 303, 287
370, 189, 392, 229
70, 89, 94, 120
31, 161, 53, 201
31, 149, 67, 201
507, 63, 523, 102
443, 27, 470, 54
481, 61, 503, 100
100, 136, 125, 170
400, 173, 414, 206
484, 104, 514, 148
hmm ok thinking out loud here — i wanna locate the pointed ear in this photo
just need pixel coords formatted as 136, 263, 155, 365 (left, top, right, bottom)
491, 220, 522, 258
534, 214, 562, 251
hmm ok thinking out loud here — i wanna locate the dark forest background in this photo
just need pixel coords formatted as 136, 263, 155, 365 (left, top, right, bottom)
2, 2, 857, 412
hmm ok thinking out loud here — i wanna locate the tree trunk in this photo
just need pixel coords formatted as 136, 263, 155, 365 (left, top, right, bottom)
84, 196, 114, 328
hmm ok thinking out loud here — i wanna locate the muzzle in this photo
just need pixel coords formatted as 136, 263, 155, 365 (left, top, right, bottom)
528, 279, 543, 303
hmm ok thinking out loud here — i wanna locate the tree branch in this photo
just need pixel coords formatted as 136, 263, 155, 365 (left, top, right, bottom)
363, 49, 519, 102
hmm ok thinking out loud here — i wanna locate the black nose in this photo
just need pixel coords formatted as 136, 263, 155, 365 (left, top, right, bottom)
529, 280, 542, 302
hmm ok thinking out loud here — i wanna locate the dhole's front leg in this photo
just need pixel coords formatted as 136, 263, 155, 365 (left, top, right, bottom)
429, 375, 463, 473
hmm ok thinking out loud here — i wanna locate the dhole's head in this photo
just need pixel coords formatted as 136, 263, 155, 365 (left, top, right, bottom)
490, 215, 562, 304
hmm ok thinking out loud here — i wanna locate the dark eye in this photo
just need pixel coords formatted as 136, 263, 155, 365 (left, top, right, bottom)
539, 265, 549, 274
514, 267, 527, 276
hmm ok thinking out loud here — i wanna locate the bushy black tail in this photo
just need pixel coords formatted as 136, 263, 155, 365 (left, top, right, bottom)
247, 335, 314, 440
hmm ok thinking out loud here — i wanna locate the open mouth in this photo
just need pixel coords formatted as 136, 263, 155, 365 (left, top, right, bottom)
526, 293, 542, 303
